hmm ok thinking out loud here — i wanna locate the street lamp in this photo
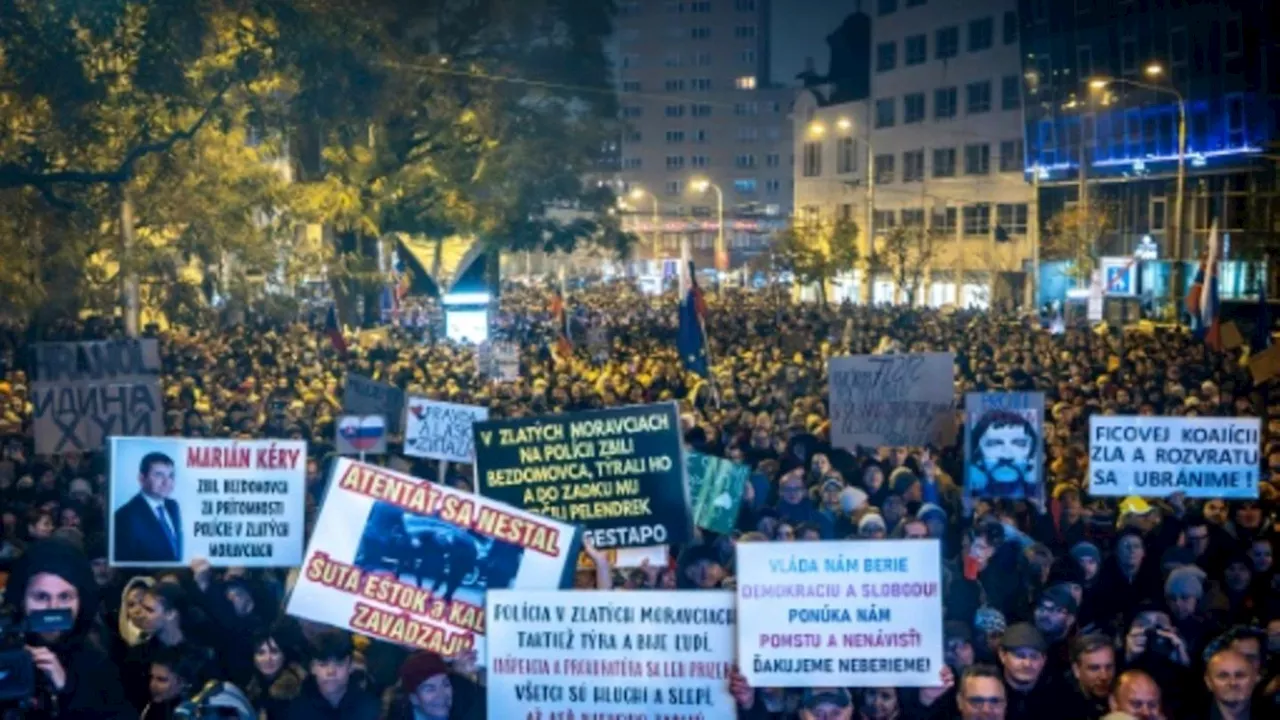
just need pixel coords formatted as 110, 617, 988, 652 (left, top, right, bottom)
690, 177, 726, 282
1089, 66, 1187, 313
628, 187, 660, 259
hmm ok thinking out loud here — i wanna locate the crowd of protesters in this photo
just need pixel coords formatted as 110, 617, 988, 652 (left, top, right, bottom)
0, 282, 1277, 719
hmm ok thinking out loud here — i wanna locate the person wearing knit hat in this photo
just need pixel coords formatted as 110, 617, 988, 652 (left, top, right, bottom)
888, 466, 922, 502
857, 511, 887, 539
5, 538, 134, 716
1164, 565, 1206, 618
389, 651, 483, 720
916, 502, 947, 538
1070, 541, 1102, 582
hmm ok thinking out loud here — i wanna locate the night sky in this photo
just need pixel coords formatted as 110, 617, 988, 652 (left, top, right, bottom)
770, 0, 861, 87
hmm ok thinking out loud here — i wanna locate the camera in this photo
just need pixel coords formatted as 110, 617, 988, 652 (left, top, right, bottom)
0, 606, 74, 704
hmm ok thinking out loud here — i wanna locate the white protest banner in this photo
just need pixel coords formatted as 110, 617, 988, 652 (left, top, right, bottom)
495, 342, 520, 381
286, 458, 581, 659
828, 353, 955, 451
1088, 416, 1261, 499
403, 398, 489, 463
736, 539, 943, 688
31, 340, 163, 454
486, 590, 735, 717
108, 437, 306, 568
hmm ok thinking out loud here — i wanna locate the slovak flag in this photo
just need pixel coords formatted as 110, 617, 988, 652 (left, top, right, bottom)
325, 304, 348, 356
1186, 220, 1221, 350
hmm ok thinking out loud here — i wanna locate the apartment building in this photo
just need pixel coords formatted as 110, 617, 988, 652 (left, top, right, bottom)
613, 0, 793, 271
794, 0, 1034, 308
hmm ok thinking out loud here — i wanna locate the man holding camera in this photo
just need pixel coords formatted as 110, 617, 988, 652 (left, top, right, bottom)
5, 538, 134, 719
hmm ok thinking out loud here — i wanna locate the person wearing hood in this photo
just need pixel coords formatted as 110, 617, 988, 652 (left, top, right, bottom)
4, 537, 135, 719
111, 576, 156, 664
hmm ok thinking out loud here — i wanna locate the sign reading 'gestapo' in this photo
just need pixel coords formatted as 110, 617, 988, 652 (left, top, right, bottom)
474, 402, 692, 550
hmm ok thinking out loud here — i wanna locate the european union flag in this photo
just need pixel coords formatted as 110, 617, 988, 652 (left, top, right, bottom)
678, 270, 709, 377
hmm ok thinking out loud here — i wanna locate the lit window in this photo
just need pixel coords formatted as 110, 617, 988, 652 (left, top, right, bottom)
735, 75, 757, 90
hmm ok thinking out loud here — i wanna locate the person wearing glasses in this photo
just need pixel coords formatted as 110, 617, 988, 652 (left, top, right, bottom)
957, 665, 1007, 720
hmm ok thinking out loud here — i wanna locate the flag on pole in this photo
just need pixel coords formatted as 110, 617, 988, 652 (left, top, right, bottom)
325, 304, 348, 356
678, 262, 710, 377
1251, 283, 1272, 353
1187, 220, 1222, 350
550, 287, 572, 358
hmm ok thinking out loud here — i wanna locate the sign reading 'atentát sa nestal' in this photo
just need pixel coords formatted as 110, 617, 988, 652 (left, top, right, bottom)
473, 402, 691, 550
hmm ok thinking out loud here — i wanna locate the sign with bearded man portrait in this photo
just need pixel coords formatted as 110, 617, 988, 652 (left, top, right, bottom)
964, 392, 1045, 501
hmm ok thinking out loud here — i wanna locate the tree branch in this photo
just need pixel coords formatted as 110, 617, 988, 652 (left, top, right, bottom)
0, 83, 231, 191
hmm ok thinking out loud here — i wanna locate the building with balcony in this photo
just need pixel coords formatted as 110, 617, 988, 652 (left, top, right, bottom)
794, 0, 1035, 308
1018, 0, 1279, 311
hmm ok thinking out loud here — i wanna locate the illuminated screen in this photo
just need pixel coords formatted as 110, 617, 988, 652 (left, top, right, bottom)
446, 309, 489, 344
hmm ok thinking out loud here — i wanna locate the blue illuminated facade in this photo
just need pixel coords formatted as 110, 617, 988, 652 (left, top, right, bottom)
1017, 0, 1279, 310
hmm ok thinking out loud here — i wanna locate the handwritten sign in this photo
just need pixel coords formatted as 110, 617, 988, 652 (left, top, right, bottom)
403, 398, 489, 463
474, 403, 692, 550
828, 353, 955, 451
486, 590, 735, 717
964, 392, 1045, 502
343, 374, 405, 435
29, 340, 162, 454
1088, 416, 1260, 498
286, 458, 580, 660
494, 342, 520, 381
108, 437, 306, 567
736, 540, 943, 688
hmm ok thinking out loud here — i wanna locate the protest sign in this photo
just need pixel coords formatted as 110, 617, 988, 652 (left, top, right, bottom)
1088, 416, 1261, 498
963, 392, 1045, 502
576, 545, 667, 571
828, 353, 955, 451
474, 402, 692, 550
494, 341, 520, 381
476, 342, 494, 378
342, 374, 405, 435
286, 458, 581, 658
736, 540, 943, 688
403, 398, 489, 463
335, 415, 387, 455
108, 437, 306, 567
587, 324, 610, 362
30, 339, 162, 454
686, 451, 748, 534
487, 590, 735, 718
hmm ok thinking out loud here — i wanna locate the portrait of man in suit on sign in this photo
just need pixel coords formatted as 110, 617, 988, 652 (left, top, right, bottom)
113, 451, 183, 563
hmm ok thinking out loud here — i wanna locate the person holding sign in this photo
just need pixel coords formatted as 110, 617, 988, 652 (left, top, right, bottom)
114, 451, 183, 563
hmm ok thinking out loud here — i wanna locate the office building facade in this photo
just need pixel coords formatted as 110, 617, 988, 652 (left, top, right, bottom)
794, 0, 1035, 308
1018, 0, 1279, 310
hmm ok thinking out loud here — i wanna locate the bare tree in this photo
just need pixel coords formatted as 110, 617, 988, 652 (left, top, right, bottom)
879, 224, 942, 306
772, 217, 860, 305
1041, 202, 1117, 286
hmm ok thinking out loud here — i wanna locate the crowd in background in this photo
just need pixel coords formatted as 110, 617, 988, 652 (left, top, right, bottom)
0, 282, 1278, 719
